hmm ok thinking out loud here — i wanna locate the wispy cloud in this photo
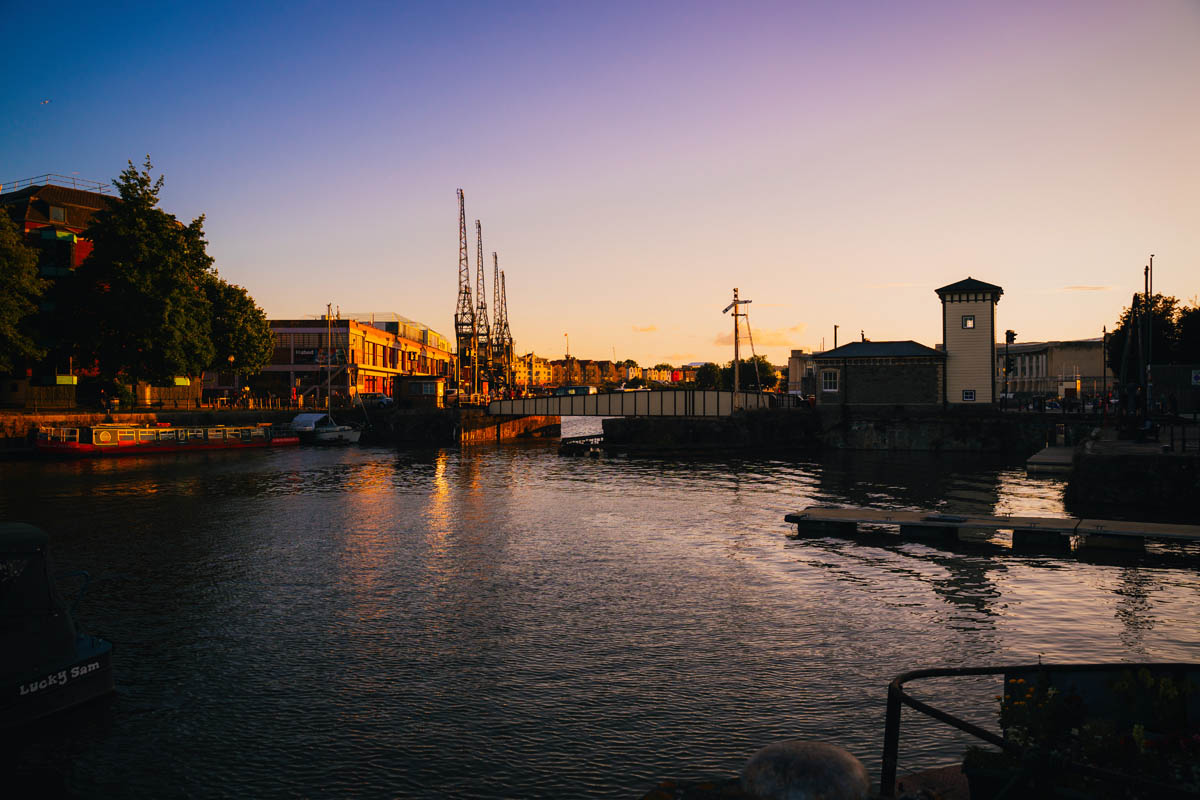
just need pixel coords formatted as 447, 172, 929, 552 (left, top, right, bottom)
632, 325, 657, 333
713, 323, 807, 347
1062, 285, 1113, 292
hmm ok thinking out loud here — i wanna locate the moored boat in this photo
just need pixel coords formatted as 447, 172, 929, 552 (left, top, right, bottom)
288, 413, 362, 444
1, 522, 114, 730
36, 422, 300, 457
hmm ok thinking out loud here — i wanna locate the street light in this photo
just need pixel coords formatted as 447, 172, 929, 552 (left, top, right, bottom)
1004, 330, 1016, 410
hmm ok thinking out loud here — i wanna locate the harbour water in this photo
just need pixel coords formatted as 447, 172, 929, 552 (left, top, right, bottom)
4, 417, 1198, 798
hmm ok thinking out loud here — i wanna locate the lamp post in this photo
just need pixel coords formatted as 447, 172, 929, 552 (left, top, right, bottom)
1004, 330, 1016, 411
1146, 254, 1154, 417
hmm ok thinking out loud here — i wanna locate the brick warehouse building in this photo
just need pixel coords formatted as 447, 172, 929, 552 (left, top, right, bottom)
812, 341, 945, 406
240, 314, 454, 407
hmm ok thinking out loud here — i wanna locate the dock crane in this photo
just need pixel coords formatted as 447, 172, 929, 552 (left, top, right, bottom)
475, 219, 492, 393
491, 255, 514, 392
453, 189, 476, 397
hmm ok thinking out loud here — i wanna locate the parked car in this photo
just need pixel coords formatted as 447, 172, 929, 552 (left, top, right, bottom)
357, 392, 394, 408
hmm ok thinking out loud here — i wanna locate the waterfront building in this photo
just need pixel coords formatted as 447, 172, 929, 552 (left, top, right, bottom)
242, 314, 453, 406
0, 177, 116, 405
994, 337, 1112, 400
936, 277, 1003, 404
787, 349, 819, 396
512, 353, 552, 389
811, 341, 945, 407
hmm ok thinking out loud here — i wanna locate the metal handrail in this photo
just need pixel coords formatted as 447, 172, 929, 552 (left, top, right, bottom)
879, 662, 1200, 798
0, 173, 112, 194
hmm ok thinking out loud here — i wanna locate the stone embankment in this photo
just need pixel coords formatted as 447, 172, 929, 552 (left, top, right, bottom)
603, 406, 1072, 455
1065, 438, 1199, 520
368, 408, 559, 445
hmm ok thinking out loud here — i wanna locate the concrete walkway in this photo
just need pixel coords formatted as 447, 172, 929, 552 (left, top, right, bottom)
1026, 445, 1075, 474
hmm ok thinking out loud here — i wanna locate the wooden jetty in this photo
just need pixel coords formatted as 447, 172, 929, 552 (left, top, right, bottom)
1025, 445, 1075, 474
559, 433, 604, 456
784, 506, 1200, 551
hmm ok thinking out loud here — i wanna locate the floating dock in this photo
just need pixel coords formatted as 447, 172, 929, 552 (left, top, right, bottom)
784, 506, 1200, 551
1025, 445, 1075, 474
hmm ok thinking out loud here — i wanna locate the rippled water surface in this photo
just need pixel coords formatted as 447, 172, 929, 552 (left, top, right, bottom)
4, 418, 1199, 798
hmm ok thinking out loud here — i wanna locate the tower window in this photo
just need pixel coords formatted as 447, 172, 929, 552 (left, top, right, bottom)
962, 389, 976, 401
962, 315, 975, 329
50, 205, 65, 222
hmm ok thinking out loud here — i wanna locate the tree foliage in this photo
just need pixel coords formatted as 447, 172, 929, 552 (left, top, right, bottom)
694, 362, 721, 390
203, 273, 274, 375
720, 355, 778, 391
73, 158, 273, 385
1106, 293, 1199, 380
0, 210, 47, 372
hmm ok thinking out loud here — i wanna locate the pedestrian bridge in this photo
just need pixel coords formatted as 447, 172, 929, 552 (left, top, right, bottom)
486, 390, 774, 417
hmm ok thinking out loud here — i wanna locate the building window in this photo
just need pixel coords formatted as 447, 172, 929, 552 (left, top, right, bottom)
962, 389, 976, 401
50, 205, 65, 222
962, 315, 975, 329
821, 369, 839, 392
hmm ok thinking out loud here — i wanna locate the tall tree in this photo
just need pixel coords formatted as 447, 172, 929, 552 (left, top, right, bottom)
0, 210, 48, 373
1106, 293, 1182, 380
695, 362, 721, 390
74, 158, 215, 386
202, 273, 274, 375
720, 355, 778, 391
1178, 303, 1200, 364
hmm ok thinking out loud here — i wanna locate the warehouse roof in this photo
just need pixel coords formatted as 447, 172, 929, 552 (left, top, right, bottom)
813, 340, 944, 359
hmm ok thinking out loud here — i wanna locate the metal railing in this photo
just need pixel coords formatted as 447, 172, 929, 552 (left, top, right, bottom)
880, 662, 1199, 798
0, 173, 112, 194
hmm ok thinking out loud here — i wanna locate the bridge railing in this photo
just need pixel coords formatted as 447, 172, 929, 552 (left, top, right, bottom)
487, 390, 775, 417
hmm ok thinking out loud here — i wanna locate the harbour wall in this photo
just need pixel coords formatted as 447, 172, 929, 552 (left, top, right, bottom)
1065, 449, 1199, 520
3, 408, 561, 452
359, 409, 559, 445
603, 406, 1077, 454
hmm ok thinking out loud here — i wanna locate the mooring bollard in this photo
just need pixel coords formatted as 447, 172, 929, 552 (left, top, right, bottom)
741, 740, 869, 800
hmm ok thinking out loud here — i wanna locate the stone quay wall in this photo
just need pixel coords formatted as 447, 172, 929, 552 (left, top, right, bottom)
370, 409, 559, 445
1066, 450, 1199, 520
603, 406, 1070, 454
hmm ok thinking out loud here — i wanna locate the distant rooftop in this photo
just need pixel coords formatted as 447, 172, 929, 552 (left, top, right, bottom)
0, 173, 112, 195
305, 311, 449, 341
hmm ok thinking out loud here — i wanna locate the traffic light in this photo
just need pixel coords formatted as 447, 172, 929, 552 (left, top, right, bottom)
1005, 329, 1017, 344
1005, 356, 1015, 374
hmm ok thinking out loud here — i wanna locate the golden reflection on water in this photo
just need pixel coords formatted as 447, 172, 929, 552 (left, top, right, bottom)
426, 449, 452, 532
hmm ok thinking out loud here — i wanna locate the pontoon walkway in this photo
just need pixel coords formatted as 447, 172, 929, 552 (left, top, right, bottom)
784, 506, 1200, 550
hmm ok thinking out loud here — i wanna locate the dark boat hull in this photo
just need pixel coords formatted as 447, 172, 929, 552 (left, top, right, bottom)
3, 635, 114, 729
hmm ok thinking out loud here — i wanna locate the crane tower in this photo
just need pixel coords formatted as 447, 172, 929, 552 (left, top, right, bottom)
453, 189, 476, 396
494, 259, 515, 390
475, 220, 492, 393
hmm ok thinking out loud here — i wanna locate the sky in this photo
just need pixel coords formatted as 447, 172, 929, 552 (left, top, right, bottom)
3, 0, 1198, 367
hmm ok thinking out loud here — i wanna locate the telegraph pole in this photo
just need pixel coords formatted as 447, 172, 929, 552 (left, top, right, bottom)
1146, 254, 1154, 417
722, 288, 752, 409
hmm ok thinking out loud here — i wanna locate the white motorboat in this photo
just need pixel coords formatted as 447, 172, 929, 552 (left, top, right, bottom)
289, 413, 361, 444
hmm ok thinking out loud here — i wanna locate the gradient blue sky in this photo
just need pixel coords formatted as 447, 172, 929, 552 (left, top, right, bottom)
4, 1, 1197, 366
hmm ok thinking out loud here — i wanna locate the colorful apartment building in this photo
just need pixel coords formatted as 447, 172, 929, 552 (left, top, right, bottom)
512, 353, 553, 388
